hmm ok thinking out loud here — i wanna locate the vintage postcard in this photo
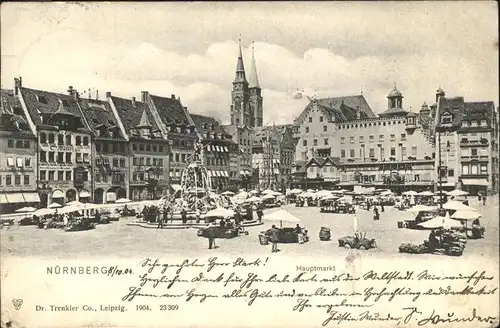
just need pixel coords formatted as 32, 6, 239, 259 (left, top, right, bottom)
1, 2, 499, 327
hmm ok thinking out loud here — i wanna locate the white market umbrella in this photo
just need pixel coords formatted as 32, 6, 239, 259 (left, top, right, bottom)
289, 188, 303, 194
402, 190, 419, 196
205, 207, 235, 218
261, 189, 274, 195
447, 189, 469, 197
221, 191, 235, 196
407, 204, 438, 213
34, 208, 56, 216
245, 196, 261, 203
261, 194, 276, 200
451, 210, 482, 220
59, 205, 84, 214
249, 190, 259, 195
418, 212, 462, 229
299, 192, 316, 198
66, 201, 85, 207
419, 191, 434, 196
443, 200, 476, 211
115, 198, 131, 204
316, 190, 332, 197
263, 209, 301, 228
15, 206, 37, 213
47, 202, 62, 209
380, 190, 393, 196
271, 191, 283, 196
321, 195, 340, 201
332, 189, 348, 194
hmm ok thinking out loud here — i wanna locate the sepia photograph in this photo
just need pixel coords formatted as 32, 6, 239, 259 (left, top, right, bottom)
1, 2, 499, 327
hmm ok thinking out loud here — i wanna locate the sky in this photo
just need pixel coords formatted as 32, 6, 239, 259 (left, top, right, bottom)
1, 2, 498, 125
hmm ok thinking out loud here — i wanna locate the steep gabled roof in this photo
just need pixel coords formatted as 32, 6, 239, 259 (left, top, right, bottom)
435, 97, 465, 129
295, 95, 375, 125
0, 89, 33, 136
19, 87, 89, 131
149, 95, 191, 125
322, 156, 340, 166
78, 98, 126, 140
111, 95, 161, 140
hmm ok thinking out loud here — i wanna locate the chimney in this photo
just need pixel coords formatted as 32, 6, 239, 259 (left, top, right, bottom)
105, 91, 111, 98
141, 91, 149, 102
171, 94, 175, 99
73, 91, 79, 102
67, 86, 74, 95
88, 88, 91, 99
14, 77, 22, 95
131, 97, 136, 106
96, 90, 99, 100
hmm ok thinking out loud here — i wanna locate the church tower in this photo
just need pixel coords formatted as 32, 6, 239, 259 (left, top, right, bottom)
248, 42, 263, 127
230, 39, 250, 126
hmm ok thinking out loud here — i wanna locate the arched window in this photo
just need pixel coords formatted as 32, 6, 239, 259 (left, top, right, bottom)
65, 135, 72, 145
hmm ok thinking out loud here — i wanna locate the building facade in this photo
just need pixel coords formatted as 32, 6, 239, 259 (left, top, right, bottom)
0, 88, 39, 213
293, 86, 437, 192
109, 94, 170, 201
79, 96, 129, 203
144, 92, 196, 190
252, 125, 294, 191
190, 114, 237, 191
222, 124, 253, 190
435, 93, 499, 195
17, 82, 93, 206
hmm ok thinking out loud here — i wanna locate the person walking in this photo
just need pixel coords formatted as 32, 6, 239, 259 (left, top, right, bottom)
207, 221, 217, 250
373, 206, 379, 221
482, 194, 487, 206
181, 207, 187, 224
157, 207, 164, 229
380, 203, 385, 212
270, 225, 279, 253
256, 204, 263, 223
195, 207, 201, 224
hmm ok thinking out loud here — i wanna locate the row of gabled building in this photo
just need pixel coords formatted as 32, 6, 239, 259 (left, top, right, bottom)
0, 77, 254, 212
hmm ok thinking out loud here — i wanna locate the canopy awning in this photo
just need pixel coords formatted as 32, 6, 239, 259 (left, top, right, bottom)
462, 179, 489, 186
223, 146, 229, 152
6, 193, 26, 203
0, 194, 9, 204
23, 192, 41, 203
52, 190, 65, 198
79, 190, 91, 198
223, 171, 229, 177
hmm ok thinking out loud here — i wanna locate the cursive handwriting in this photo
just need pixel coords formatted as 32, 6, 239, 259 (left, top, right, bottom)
403, 307, 497, 326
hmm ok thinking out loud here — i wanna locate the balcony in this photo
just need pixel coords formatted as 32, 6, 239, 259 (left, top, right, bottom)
111, 180, 127, 188
460, 155, 489, 161
460, 138, 489, 147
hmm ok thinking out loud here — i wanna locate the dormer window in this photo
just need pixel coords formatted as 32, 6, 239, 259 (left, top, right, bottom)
407, 116, 416, 125
480, 120, 487, 127
440, 113, 453, 125
461, 121, 470, 127
210, 124, 214, 130
470, 120, 478, 127
36, 95, 48, 104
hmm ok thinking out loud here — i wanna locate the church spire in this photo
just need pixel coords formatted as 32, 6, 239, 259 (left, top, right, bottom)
234, 38, 247, 83
248, 42, 260, 89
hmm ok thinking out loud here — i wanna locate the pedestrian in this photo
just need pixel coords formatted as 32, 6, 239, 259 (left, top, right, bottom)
270, 225, 279, 253
483, 194, 487, 206
207, 222, 217, 250
257, 205, 263, 222
373, 206, 379, 221
157, 207, 164, 229
181, 207, 187, 224
380, 203, 385, 212
63, 214, 69, 227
